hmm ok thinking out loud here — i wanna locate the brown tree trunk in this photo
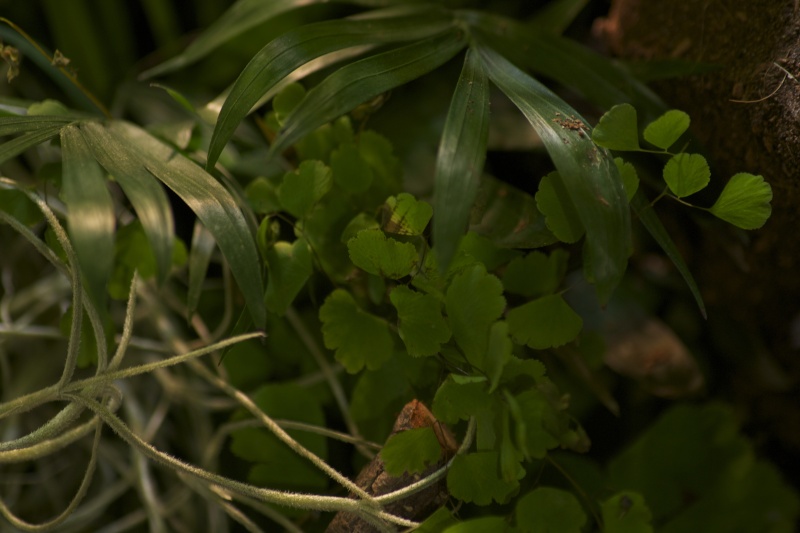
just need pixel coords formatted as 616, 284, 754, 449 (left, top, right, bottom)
595, 0, 800, 466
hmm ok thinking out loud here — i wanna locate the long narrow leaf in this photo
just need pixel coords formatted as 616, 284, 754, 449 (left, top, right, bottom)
464, 12, 666, 121
140, 0, 412, 79
187, 220, 217, 320
207, 6, 454, 169
271, 29, 466, 157
477, 43, 630, 303
108, 122, 266, 328
203, 44, 376, 125
631, 191, 706, 318
60, 124, 115, 308
433, 48, 490, 270
529, 0, 590, 35
0, 125, 65, 165
80, 121, 175, 285
0, 115, 74, 136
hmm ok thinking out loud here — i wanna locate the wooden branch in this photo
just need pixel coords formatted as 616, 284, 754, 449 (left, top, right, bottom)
326, 400, 458, 532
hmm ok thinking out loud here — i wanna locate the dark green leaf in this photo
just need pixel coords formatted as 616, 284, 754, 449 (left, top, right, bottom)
447, 452, 522, 505
432, 376, 491, 425
502, 249, 568, 298
84, 121, 266, 326
271, 29, 466, 157
80, 122, 175, 286
469, 175, 557, 248
0, 115, 74, 135
0, 125, 65, 166
709, 173, 772, 230
60, 124, 115, 308
383, 193, 432, 236
465, 13, 666, 119
108, 221, 186, 299
601, 492, 653, 533
390, 285, 451, 357
510, 388, 561, 459
486, 321, 512, 393
591, 103, 641, 151
265, 239, 313, 316
341, 212, 380, 243
615, 157, 639, 202
417, 507, 458, 532
529, 0, 590, 35
141, 0, 417, 78
331, 143, 373, 194
507, 294, 583, 350
245, 176, 282, 214
663, 153, 710, 198
433, 48, 490, 270
445, 264, 506, 369
478, 43, 630, 304
150, 83, 197, 115
272, 82, 306, 125
206, 6, 454, 168
631, 191, 706, 318
381, 427, 442, 476
230, 383, 327, 491
535, 171, 585, 244
454, 232, 521, 272
347, 229, 417, 279
443, 517, 511, 532
319, 289, 393, 372
643, 109, 689, 151
516, 487, 587, 533
278, 159, 333, 218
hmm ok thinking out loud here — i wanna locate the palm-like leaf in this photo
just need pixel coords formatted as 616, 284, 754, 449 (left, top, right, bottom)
207, 5, 454, 169
0, 115, 267, 327
270, 29, 466, 157
140, 0, 417, 79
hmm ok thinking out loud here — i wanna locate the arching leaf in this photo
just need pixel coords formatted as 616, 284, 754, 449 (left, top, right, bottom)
433, 48, 490, 271
60, 124, 115, 307
80, 121, 175, 286
477, 43, 630, 303
207, 6, 454, 168
270, 29, 466, 157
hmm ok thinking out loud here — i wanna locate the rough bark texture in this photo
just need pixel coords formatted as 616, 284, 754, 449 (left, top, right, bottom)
326, 400, 457, 532
594, 0, 800, 463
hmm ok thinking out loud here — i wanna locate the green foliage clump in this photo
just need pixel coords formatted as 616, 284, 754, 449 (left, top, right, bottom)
0, 2, 793, 532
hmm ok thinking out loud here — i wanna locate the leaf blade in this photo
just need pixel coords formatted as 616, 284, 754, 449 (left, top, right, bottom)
270, 29, 466, 157
207, 6, 454, 168
80, 121, 175, 285
110, 122, 267, 327
60, 124, 115, 307
631, 191, 706, 318
0, 125, 66, 165
643, 109, 690, 150
709, 173, 772, 230
433, 48, 491, 270
477, 43, 630, 303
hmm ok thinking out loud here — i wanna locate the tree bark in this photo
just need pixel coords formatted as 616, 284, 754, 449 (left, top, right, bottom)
595, 0, 800, 462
